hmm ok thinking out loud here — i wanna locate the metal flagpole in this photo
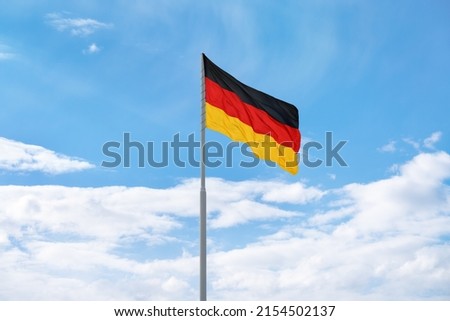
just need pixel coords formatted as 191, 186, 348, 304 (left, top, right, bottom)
200, 54, 207, 301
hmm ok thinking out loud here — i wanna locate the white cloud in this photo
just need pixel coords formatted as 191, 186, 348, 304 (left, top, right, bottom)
339, 152, 450, 236
45, 12, 113, 36
378, 140, 396, 153
261, 181, 325, 204
0, 52, 14, 60
204, 179, 324, 227
0, 152, 449, 299
0, 243, 197, 300
423, 131, 442, 149
210, 152, 450, 300
83, 43, 100, 54
0, 177, 324, 299
0, 137, 94, 174
0, 43, 15, 61
210, 199, 297, 228
0, 185, 180, 241
403, 137, 421, 150
0, 178, 323, 239
382, 132, 443, 153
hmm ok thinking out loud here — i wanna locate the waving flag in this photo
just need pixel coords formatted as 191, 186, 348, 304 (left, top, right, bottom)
202, 54, 301, 174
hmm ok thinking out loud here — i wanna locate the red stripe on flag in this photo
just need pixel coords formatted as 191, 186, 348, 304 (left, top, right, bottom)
205, 77, 300, 152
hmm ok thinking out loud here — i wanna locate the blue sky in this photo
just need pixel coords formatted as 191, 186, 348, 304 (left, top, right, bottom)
1, 0, 449, 300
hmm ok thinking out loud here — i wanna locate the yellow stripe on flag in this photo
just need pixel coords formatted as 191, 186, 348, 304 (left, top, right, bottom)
206, 103, 298, 174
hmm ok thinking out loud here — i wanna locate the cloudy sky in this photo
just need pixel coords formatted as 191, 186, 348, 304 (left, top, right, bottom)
1, 0, 449, 300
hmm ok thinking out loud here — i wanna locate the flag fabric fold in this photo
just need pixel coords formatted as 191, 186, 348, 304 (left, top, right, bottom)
202, 54, 301, 174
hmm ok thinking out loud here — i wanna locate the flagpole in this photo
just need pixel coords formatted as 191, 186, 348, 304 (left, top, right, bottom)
200, 54, 207, 301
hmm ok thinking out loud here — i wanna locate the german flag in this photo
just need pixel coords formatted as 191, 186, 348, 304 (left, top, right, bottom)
202, 54, 301, 174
